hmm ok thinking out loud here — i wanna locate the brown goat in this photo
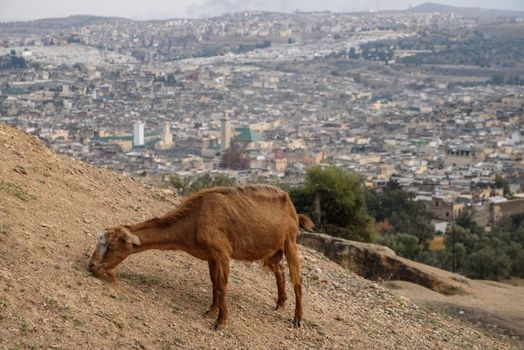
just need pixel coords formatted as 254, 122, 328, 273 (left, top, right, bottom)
89, 184, 314, 330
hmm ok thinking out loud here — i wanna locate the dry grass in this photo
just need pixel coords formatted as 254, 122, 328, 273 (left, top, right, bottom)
429, 235, 445, 251
0, 181, 36, 202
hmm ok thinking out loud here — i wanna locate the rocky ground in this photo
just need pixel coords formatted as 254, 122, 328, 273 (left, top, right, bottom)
384, 278, 524, 348
0, 123, 517, 349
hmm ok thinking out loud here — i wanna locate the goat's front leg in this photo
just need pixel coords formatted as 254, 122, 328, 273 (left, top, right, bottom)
106, 269, 117, 283
214, 257, 230, 330
204, 260, 219, 318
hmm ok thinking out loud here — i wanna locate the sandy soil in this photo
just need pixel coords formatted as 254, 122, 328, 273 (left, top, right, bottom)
384, 278, 524, 347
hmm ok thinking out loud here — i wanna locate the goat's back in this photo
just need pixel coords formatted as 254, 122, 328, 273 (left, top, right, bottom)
192, 185, 300, 260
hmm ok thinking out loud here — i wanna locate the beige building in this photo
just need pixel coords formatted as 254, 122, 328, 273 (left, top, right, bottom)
490, 197, 524, 225
445, 145, 482, 168
419, 195, 466, 221
303, 151, 326, 165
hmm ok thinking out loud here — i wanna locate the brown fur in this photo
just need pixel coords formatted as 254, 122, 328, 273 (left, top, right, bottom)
89, 184, 314, 329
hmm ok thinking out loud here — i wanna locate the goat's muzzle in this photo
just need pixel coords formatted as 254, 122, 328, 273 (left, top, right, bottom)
88, 261, 104, 277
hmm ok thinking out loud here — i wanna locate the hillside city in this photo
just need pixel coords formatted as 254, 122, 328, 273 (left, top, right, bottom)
1, 5, 524, 232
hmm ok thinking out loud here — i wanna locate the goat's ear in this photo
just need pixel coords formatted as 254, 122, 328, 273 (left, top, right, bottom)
125, 233, 141, 246
119, 227, 141, 246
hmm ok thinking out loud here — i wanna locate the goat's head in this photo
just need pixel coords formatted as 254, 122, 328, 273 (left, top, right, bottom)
88, 226, 141, 281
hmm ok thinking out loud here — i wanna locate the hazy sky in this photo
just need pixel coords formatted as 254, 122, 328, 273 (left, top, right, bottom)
1, 0, 523, 21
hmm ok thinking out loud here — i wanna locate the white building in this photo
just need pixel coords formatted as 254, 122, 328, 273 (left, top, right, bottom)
133, 121, 145, 147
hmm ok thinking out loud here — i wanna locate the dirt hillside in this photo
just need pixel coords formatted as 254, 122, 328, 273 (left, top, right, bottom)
0, 123, 515, 349
384, 278, 524, 345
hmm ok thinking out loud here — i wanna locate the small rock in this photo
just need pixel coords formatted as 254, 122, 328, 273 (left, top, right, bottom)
13, 165, 27, 175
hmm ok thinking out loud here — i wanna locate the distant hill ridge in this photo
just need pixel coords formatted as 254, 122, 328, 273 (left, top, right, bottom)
0, 15, 131, 32
2, 2, 523, 25
408, 2, 524, 17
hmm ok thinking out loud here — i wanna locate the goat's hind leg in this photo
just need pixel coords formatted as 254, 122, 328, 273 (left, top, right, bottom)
284, 239, 303, 327
213, 256, 230, 330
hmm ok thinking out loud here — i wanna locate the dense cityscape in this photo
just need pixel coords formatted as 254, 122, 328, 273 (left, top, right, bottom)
1, 4, 524, 230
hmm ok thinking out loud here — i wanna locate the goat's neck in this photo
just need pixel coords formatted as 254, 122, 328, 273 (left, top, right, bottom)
127, 218, 191, 253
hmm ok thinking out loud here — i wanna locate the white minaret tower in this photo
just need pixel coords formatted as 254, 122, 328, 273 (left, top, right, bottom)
221, 111, 231, 153
133, 121, 145, 147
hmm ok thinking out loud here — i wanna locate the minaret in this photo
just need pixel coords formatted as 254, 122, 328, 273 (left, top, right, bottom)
221, 111, 231, 153
161, 121, 172, 148
133, 121, 145, 147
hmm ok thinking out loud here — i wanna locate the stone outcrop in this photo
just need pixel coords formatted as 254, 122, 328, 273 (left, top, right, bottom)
298, 232, 468, 295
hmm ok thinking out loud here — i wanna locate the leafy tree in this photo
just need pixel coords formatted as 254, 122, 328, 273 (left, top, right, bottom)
165, 174, 192, 196
366, 180, 434, 246
445, 224, 479, 253
494, 174, 511, 197
165, 73, 176, 86
289, 166, 374, 242
348, 47, 358, 59
8, 52, 26, 69
220, 141, 249, 170
452, 242, 467, 272
429, 217, 524, 280
466, 246, 511, 280
455, 211, 484, 236
419, 249, 451, 270
378, 233, 421, 260
188, 173, 235, 194
165, 173, 235, 196
507, 242, 524, 277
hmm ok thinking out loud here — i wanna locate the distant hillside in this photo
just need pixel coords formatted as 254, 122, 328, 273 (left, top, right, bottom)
0, 15, 131, 35
408, 2, 524, 17
0, 123, 514, 349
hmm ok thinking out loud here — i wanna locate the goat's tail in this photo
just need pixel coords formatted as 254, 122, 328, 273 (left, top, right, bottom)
298, 214, 315, 231
284, 237, 301, 286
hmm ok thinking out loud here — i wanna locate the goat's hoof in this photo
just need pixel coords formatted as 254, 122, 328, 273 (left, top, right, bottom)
204, 308, 218, 318
275, 302, 286, 311
213, 323, 225, 331
292, 318, 301, 328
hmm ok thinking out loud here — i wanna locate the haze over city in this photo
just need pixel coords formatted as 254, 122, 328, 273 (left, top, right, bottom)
1, 0, 524, 20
